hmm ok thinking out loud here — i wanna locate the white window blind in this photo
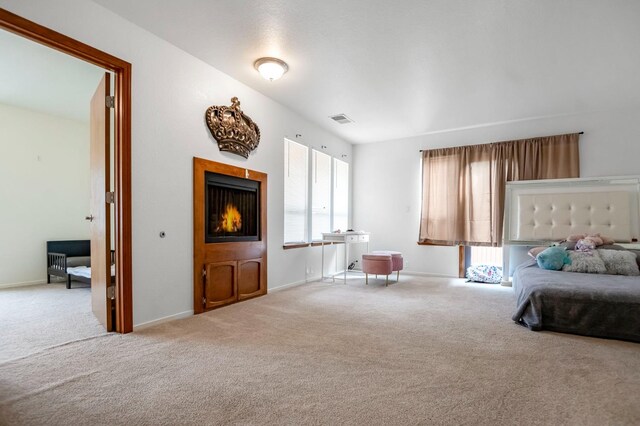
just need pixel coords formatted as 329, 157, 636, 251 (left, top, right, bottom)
311, 149, 332, 240
333, 158, 349, 232
284, 139, 350, 245
284, 139, 308, 243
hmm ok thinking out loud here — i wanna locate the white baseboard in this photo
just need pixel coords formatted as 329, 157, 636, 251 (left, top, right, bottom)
0, 279, 47, 289
134, 276, 325, 329
131, 269, 460, 331
271, 271, 457, 290
401, 270, 458, 279
130, 270, 454, 331
269, 274, 322, 292
133, 310, 193, 331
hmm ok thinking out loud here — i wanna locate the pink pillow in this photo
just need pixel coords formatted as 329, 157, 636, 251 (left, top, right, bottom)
597, 234, 615, 245
585, 233, 604, 246
566, 233, 614, 245
528, 246, 548, 259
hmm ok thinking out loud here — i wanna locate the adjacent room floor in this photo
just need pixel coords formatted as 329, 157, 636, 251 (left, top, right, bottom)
0, 281, 107, 363
1, 275, 638, 425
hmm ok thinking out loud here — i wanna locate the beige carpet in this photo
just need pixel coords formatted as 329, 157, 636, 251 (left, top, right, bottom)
1, 275, 639, 425
0, 281, 107, 363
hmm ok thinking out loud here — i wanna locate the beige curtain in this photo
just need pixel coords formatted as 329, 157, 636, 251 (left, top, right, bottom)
419, 133, 580, 246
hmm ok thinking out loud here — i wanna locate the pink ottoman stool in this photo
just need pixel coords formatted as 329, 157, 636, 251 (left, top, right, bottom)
372, 251, 404, 281
362, 253, 393, 286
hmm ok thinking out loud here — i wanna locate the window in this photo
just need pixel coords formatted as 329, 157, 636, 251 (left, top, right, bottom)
419, 134, 580, 246
284, 139, 308, 243
311, 149, 332, 240
333, 158, 349, 232
283, 139, 349, 245
467, 246, 503, 267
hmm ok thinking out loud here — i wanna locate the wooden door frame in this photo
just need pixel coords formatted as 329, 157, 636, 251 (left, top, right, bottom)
0, 8, 133, 333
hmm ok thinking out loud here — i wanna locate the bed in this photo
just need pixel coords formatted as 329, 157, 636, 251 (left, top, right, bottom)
503, 176, 640, 342
66, 264, 116, 287
512, 259, 640, 342
46, 240, 115, 289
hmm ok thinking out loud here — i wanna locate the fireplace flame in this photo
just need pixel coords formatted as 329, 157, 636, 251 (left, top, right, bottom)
217, 203, 242, 233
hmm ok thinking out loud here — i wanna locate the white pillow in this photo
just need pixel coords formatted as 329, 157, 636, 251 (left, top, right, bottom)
562, 251, 606, 274
597, 249, 640, 276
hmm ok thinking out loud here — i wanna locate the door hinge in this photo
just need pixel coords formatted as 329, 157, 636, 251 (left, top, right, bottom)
105, 96, 115, 108
108, 285, 115, 300
106, 191, 115, 204
202, 267, 207, 279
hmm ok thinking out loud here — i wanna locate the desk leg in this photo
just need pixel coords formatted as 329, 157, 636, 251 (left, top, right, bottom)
321, 242, 325, 282
344, 242, 348, 282
333, 245, 336, 282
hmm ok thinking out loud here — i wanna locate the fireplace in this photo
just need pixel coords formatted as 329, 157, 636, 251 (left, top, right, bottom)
205, 172, 260, 243
194, 158, 267, 314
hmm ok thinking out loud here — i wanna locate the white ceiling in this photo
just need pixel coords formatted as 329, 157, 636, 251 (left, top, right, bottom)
94, 0, 640, 144
0, 28, 105, 122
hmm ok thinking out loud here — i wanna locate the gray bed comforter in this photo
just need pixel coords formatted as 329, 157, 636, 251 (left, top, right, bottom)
512, 259, 640, 342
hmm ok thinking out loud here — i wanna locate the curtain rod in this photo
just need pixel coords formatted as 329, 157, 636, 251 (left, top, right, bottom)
419, 132, 584, 152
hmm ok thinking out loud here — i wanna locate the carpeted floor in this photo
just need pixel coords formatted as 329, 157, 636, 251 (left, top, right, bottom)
0, 281, 107, 363
1, 275, 639, 425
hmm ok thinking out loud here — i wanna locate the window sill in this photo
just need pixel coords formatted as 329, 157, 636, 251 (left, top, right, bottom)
417, 241, 458, 247
283, 243, 310, 250
283, 241, 344, 250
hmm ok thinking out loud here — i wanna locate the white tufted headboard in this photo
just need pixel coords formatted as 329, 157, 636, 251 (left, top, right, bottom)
513, 191, 632, 242
504, 176, 640, 245
501, 176, 640, 285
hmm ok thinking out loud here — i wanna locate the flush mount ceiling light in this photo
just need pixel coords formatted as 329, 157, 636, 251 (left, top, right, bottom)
254, 57, 289, 81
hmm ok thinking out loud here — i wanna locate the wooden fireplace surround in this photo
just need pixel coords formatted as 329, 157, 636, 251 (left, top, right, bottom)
193, 157, 267, 313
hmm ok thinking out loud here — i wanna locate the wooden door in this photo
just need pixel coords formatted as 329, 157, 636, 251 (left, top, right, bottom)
204, 261, 237, 309
89, 73, 112, 331
237, 258, 264, 300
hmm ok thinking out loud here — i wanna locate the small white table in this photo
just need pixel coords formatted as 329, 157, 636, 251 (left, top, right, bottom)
321, 232, 370, 282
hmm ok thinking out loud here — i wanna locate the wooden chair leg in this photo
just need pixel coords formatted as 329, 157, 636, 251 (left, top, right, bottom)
385, 275, 388, 286
397, 271, 400, 281
365, 273, 368, 285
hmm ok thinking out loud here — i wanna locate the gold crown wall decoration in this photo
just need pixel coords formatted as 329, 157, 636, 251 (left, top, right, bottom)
205, 97, 261, 158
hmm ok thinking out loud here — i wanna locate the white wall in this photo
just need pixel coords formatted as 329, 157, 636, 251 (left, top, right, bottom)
0, 0, 352, 326
353, 107, 640, 277
0, 103, 90, 286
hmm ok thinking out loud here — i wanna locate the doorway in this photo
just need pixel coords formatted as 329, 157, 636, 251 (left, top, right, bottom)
0, 8, 132, 333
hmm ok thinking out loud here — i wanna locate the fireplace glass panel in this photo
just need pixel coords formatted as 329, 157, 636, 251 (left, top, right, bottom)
205, 172, 260, 243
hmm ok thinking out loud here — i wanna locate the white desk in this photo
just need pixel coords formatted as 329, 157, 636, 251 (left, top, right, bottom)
321, 232, 370, 282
